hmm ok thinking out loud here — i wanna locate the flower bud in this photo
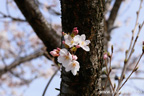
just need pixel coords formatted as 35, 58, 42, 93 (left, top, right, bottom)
124, 59, 127, 64
134, 67, 139, 72
103, 53, 108, 60
111, 45, 113, 53
76, 45, 80, 48
125, 50, 128, 54
108, 52, 111, 58
72, 27, 79, 35
123, 74, 125, 79
72, 55, 78, 60
114, 83, 116, 89
73, 27, 77, 30
62, 41, 65, 44
132, 49, 135, 53
142, 41, 144, 53
50, 50, 59, 57
57, 48, 61, 51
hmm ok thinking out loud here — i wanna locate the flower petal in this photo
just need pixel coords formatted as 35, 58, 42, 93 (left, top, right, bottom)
74, 35, 80, 42
57, 56, 65, 64
85, 40, 90, 45
82, 46, 90, 51
59, 48, 67, 56
71, 69, 77, 75
80, 34, 86, 41
65, 64, 72, 72
64, 34, 69, 40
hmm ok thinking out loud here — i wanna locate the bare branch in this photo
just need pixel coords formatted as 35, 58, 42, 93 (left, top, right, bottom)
126, 1, 143, 60
0, 48, 45, 77
115, 21, 144, 96
102, 75, 144, 80
13, 0, 61, 51
38, 2, 61, 16
10, 70, 37, 85
42, 68, 59, 96
0, 11, 26, 22
119, 53, 144, 91
107, 0, 123, 32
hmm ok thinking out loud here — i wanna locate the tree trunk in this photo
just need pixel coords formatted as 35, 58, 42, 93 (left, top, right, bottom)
60, 0, 105, 95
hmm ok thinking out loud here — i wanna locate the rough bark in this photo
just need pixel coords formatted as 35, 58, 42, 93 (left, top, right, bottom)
14, 0, 61, 51
60, 0, 105, 96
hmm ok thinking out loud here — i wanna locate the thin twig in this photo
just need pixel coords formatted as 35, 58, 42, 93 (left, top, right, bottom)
104, 59, 114, 92
42, 69, 59, 96
0, 48, 45, 77
119, 53, 144, 90
126, 0, 143, 59
115, 21, 144, 96
101, 76, 144, 80
0, 11, 26, 22
10, 70, 37, 84
115, 1, 144, 95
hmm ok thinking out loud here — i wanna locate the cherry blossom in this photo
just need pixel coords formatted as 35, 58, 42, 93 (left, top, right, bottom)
65, 60, 80, 75
74, 34, 90, 51
64, 34, 79, 47
57, 48, 72, 67
50, 27, 91, 76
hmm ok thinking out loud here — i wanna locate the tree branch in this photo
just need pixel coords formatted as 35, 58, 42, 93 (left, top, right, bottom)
0, 11, 26, 22
0, 48, 45, 77
13, 0, 61, 51
42, 68, 59, 96
107, 0, 123, 32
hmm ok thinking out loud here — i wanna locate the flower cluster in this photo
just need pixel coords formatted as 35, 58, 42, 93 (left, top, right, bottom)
50, 27, 91, 75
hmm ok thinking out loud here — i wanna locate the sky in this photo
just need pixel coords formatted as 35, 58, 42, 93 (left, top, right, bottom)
0, 0, 144, 96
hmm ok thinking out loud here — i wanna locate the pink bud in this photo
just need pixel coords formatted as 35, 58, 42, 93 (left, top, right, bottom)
57, 48, 61, 51
103, 53, 108, 60
76, 45, 80, 48
72, 27, 79, 35
72, 55, 78, 60
74, 30, 79, 34
50, 51, 59, 57
62, 41, 65, 44
73, 27, 77, 30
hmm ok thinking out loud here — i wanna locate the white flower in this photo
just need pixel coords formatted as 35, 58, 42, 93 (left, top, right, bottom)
64, 34, 78, 47
57, 48, 72, 67
74, 34, 90, 51
65, 60, 80, 75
